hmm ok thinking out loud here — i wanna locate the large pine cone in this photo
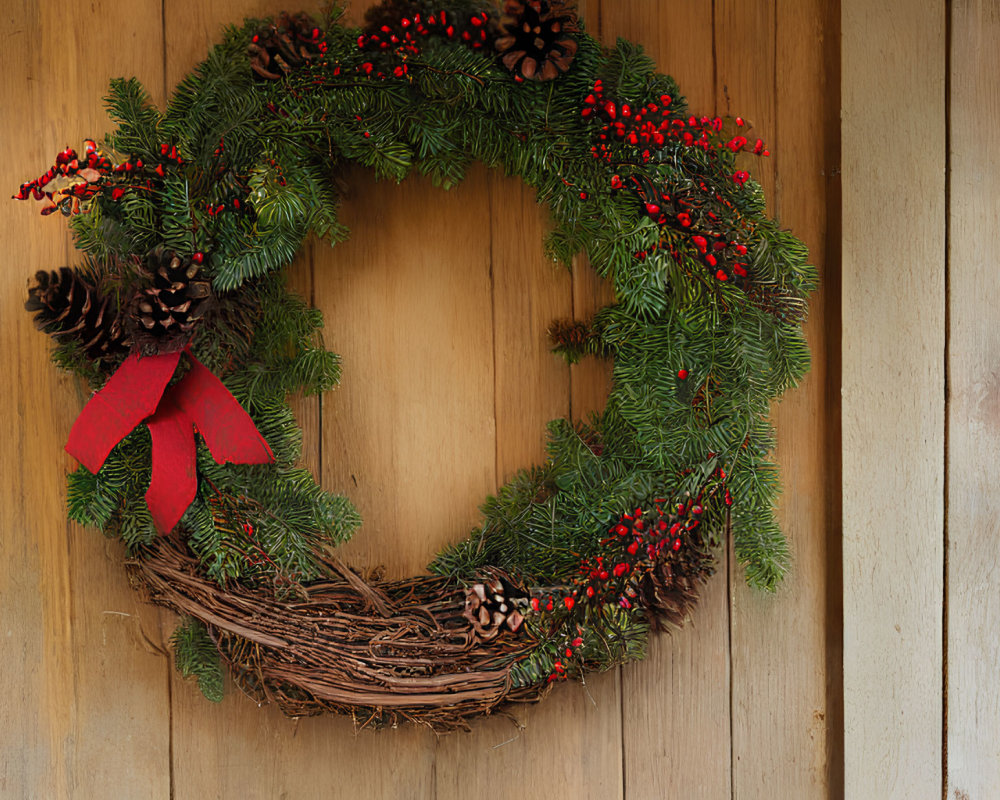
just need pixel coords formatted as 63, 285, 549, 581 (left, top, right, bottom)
26, 267, 129, 363
127, 250, 213, 355
496, 0, 579, 81
249, 12, 324, 81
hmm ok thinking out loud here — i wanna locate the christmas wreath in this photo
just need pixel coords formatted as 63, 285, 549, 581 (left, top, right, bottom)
18, 0, 814, 729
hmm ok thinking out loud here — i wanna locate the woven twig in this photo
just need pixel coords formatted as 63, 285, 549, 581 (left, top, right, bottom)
128, 534, 712, 730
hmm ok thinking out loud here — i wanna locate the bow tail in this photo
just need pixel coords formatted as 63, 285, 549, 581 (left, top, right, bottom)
145, 392, 197, 535
66, 351, 182, 474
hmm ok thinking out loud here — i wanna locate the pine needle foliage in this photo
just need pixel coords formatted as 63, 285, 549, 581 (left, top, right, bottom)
170, 617, 225, 702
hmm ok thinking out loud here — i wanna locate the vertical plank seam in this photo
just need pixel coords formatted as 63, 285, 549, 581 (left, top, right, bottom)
726, 521, 735, 800
166, 644, 174, 800
771, 0, 780, 219
312, 241, 324, 488
823, 0, 846, 794
711, 4, 738, 798
618, 667, 627, 799
941, 0, 952, 796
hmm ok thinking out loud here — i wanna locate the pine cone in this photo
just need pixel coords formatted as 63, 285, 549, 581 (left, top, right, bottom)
496, 0, 579, 81
26, 267, 129, 363
127, 250, 213, 355
248, 12, 324, 81
463, 571, 526, 641
639, 537, 715, 630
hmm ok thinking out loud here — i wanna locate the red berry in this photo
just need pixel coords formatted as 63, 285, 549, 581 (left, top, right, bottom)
586, 586, 595, 598
531, 597, 540, 611
614, 523, 628, 536
677, 369, 688, 380
192, 251, 204, 265
564, 596, 575, 610
672, 539, 682, 551
716, 269, 728, 281
611, 175, 623, 189
627, 542, 639, 555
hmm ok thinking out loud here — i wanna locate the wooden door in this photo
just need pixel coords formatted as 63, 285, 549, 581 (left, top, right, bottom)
2, 1, 840, 797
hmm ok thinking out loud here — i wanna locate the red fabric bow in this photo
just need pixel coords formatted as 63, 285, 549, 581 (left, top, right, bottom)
66, 349, 273, 534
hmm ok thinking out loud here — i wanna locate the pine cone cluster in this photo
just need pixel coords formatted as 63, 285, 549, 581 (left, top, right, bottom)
496, 0, 579, 81
26, 267, 128, 363
248, 12, 325, 81
463, 572, 526, 641
126, 250, 213, 355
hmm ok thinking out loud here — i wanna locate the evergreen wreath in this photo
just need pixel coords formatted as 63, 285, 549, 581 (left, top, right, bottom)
17, 0, 814, 729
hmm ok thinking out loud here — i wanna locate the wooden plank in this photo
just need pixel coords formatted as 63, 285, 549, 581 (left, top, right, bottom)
721, 0, 841, 796
842, 0, 946, 796
946, 1, 1000, 796
161, 3, 437, 798
597, 4, 733, 798
0, 1, 170, 797
435, 164, 625, 800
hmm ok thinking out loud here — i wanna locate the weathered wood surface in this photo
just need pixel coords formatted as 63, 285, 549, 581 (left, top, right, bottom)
842, 0, 946, 797
1, 1, 842, 798
947, 1, 1000, 797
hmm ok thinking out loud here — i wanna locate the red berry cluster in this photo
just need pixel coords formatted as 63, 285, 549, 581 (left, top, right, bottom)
14, 141, 114, 216
356, 9, 491, 62
530, 497, 716, 682
101, 141, 187, 204
580, 80, 773, 283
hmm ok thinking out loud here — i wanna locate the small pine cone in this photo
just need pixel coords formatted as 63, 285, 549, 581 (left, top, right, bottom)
639, 535, 715, 630
126, 250, 213, 355
26, 266, 129, 363
249, 12, 324, 81
744, 282, 809, 325
463, 571, 526, 641
496, 0, 579, 81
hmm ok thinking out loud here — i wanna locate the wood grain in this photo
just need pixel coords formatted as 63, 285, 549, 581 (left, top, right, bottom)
0, 1, 854, 798
946, 1, 1000, 797
0, 1, 171, 797
725, 0, 841, 797
842, 0, 946, 796
596, 4, 733, 798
